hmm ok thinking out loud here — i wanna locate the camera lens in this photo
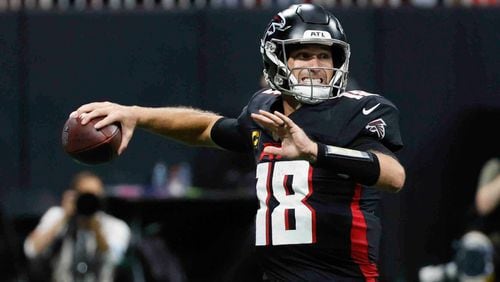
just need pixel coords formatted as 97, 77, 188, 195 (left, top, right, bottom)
76, 193, 101, 216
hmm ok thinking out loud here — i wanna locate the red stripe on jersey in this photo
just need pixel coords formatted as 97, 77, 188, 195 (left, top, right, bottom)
265, 162, 273, 245
259, 143, 282, 161
350, 184, 378, 279
283, 175, 293, 195
300, 166, 316, 243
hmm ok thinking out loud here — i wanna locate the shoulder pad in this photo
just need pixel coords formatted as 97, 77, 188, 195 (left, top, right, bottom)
246, 88, 281, 114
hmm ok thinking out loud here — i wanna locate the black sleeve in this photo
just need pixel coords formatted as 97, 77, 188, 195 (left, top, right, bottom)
361, 101, 403, 152
210, 117, 251, 153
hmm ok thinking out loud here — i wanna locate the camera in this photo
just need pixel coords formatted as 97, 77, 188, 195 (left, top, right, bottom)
75, 192, 102, 216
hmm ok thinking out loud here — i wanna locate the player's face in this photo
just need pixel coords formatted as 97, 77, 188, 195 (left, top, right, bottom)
287, 45, 334, 86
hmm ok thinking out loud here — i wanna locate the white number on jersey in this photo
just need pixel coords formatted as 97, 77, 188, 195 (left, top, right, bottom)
255, 160, 316, 246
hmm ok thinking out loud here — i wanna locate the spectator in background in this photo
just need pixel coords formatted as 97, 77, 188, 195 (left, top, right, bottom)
473, 158, 500, 277
419, 159, 500, 282
24, 171, 131, 282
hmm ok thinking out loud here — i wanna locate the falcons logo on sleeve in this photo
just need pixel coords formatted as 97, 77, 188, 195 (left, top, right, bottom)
366, 118, 386, 139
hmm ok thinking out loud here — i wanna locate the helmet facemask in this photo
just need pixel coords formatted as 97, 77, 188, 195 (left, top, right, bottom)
262, 38, 350, 105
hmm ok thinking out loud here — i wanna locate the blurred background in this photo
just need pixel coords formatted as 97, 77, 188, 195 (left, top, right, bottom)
0, 0, 499, 281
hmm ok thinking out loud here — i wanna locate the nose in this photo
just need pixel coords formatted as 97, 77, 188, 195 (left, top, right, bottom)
309, 56, 322, 68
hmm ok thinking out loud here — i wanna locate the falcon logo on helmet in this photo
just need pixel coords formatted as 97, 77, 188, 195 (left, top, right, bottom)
266, 14, 289, 36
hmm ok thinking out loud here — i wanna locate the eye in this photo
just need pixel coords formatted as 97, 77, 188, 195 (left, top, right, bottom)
318, 53, 332, 60
293, 52, 310, 60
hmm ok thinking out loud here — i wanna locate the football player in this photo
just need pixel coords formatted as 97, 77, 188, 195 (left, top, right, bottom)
70, 3, 405, 281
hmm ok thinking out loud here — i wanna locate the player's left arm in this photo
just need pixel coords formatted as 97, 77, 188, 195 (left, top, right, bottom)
372, 151, 405, 192
345, 137, 406, 193
251, 110, 405, 193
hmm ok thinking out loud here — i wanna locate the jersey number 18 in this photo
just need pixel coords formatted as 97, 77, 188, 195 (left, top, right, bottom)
255, 160, 317, 246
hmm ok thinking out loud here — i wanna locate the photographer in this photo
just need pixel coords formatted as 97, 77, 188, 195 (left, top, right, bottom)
24, 171, 131, 282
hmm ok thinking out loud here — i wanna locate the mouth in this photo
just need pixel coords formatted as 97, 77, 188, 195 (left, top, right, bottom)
300, 77, 325, 85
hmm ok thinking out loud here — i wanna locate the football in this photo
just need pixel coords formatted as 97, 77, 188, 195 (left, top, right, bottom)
61, 116, 122, 165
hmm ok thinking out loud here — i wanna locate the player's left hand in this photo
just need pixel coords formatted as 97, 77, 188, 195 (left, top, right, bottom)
251, 110, 318, 162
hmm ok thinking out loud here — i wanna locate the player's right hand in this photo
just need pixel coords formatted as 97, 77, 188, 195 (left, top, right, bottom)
69, 102, 137, 155
251, 110, 318, 163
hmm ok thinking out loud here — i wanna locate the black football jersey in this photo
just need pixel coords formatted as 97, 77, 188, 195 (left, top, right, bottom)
211, 89, 403, 281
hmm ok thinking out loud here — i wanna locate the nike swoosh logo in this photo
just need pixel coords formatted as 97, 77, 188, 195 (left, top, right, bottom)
362, 103, 380, 115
